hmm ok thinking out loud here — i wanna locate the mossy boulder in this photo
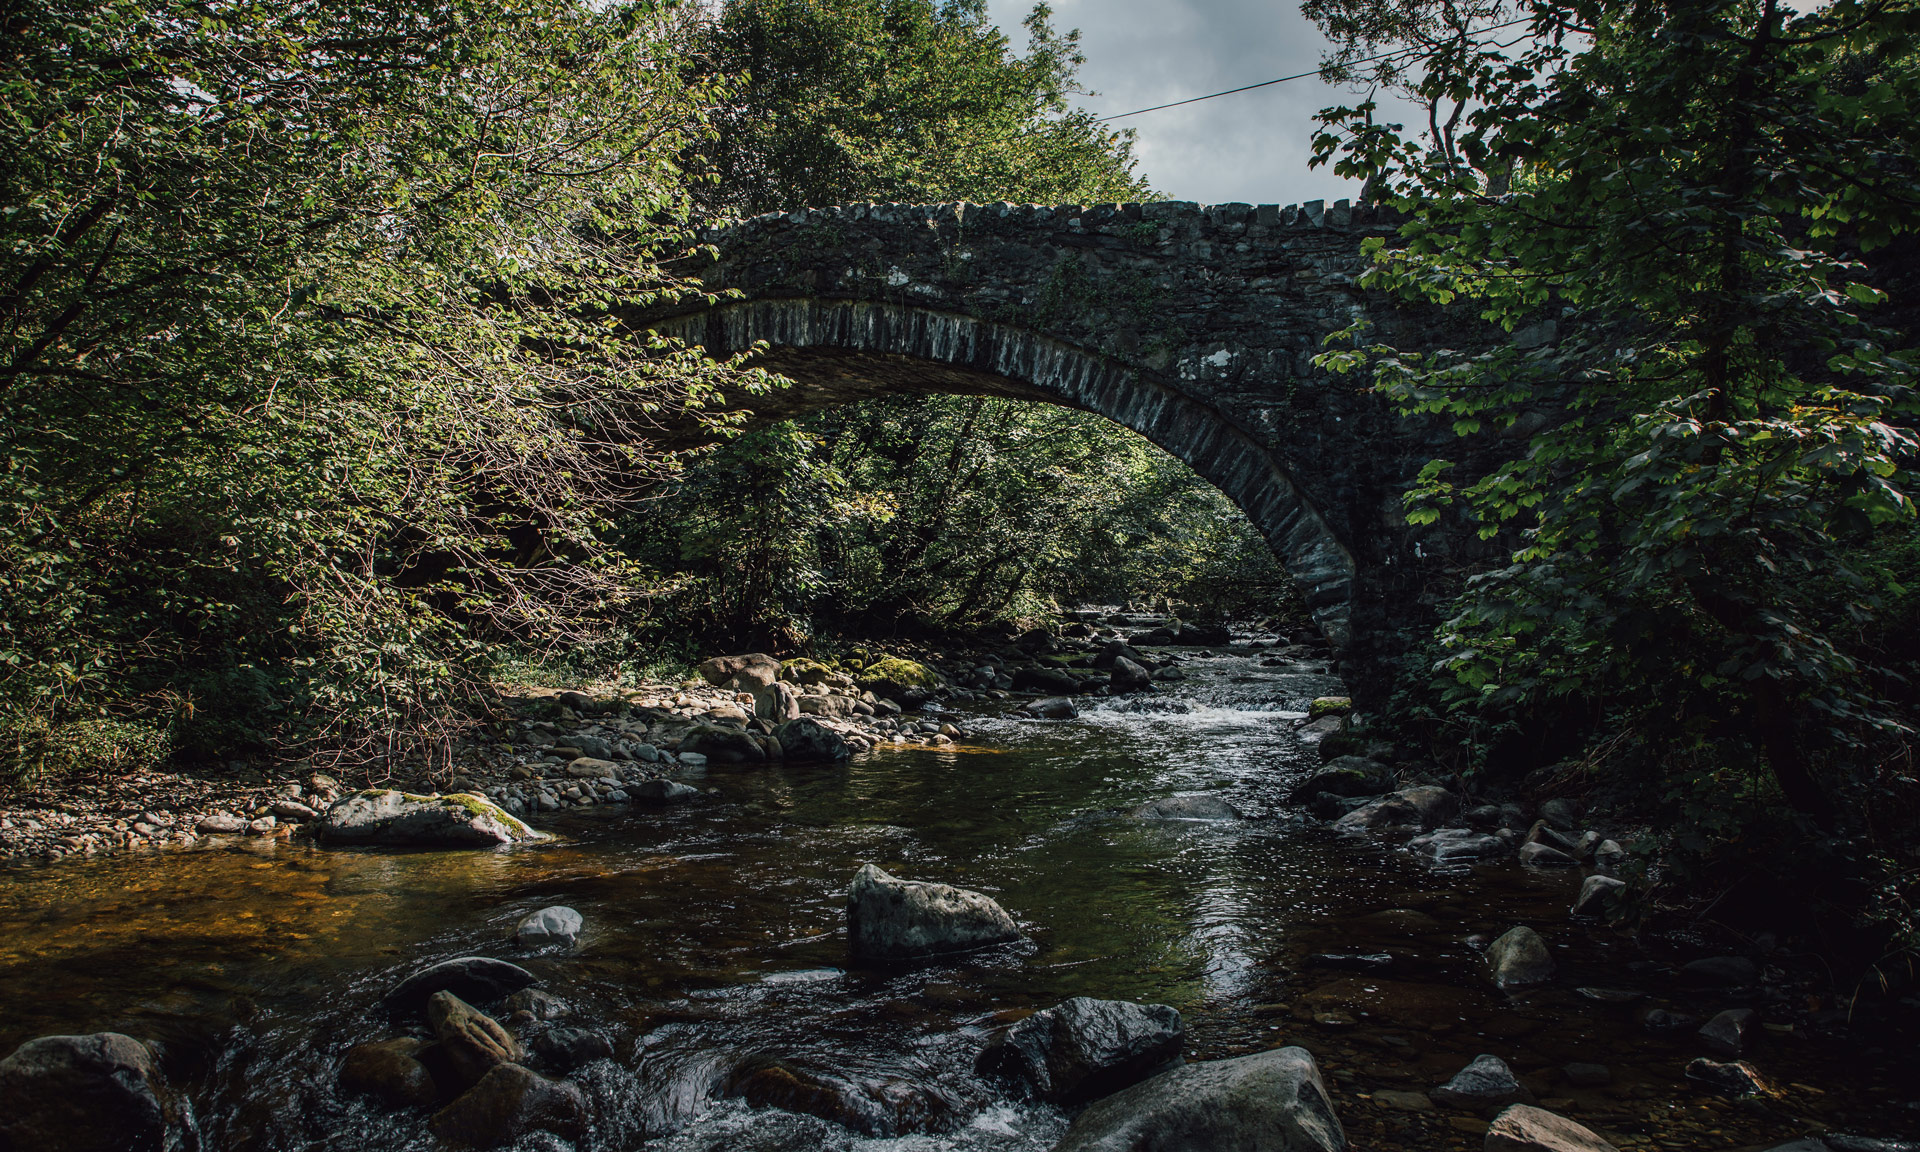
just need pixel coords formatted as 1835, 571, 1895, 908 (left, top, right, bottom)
317, 790, 545, 847
779, 658, 835, 686
856, 657, 941, 706
1308, 696, 1353, 719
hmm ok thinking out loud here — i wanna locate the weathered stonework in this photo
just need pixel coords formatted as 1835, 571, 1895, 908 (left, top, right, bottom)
644, 198, 1501, 701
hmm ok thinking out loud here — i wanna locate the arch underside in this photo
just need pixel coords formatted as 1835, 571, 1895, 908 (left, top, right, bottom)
652, 299, 1357, 649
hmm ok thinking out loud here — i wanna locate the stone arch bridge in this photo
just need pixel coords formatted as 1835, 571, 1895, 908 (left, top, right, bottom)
642, 199, 1501, 701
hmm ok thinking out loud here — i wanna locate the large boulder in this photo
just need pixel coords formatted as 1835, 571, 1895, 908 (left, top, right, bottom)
1108, 657, 1153, 693
857, 657, 942, 707
773, 717, 853, 762
1024, 696, 1078, 720
679, 724, 767, 764
1092, 641, 1147, 669
846, 863, 1020, 959
1052, 1046, 1345, 1152
1331, 786, 1459, 833
977, 997, 1184, 1106
698, 653, 782, 690
1288, 758, 1394, 803
428, 1063, 587, 1149
384, 956, 539, 1015
340, 1037, 439, 1108
1013, 665, 1082, 694
0, 1033, 191, 1152
798, 694, 860, 719
757, 679, 802, 722
1485, 1104, 1620, 1152
316, 790, 544, 847
429, 991, 525, 1089
1487, 926, 1555, 989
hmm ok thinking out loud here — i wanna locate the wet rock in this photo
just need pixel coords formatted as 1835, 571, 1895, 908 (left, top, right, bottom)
340, 1037, 439, 1108
727, 1057, 955, 1137
1308, 793, 1375, 821
317, 789, 543, 847
1108, 657, 1153, 693
846, 863, 1020, 959
1433, 1054, 1534, 1112
1288, 757, 1393, 803
1561, 1063, 1610, 1087
1697, 1008, 1757, 1059
1684, 1057, 1767, 1096
0, 1032, 189, 1152
1570, 875, 1626, 917
1592, 839, 1627, 871
1132, 795, 1240, 821
1487, 926, 1555, 988
1761, 1142, 1836, 1152
1574, 987, 1641, 1004
1520, 842, 1578, 867
1827, 1138, 1920, 1152
1333, 786, 1459, 833
1024, 696, 1078, 720
515, 906, 582, 950
1485, 1103, 1620, 1152
1307, 953, 1394, 973
270, 799, 319, 821
528, 1026, 613, 1072
1464, 804, 1528, 832
430, 991, 524, 1089
772, 717, 853, 762
976, 997, 1185, 1106
195, 813, 247, 834
633, 779, 700, 804
1174, 623, 1231, 645
1538, 799, 1581, 831
1308, 696, 1352, 718
1640, 1008, 1701, 1036
429, 1063, 587, 1148
1407, 828, 1506, 865
501, 989, 570, 1021
1373, 1089, 1434, 1112
1680, 956, 1758, 986
680, 724, 767, 764
1051, 1046, 1344, 1152
1013, 666, 1081, 694
1092, 641, 1147, 669
385, 956, 539, 1015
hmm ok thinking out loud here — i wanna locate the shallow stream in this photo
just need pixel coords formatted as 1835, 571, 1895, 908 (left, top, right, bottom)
1, 651, 1915, 1150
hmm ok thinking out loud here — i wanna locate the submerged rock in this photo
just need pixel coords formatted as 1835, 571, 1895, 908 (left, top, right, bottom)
728, 1056, 957, 1137
1024, 696, 1078, 720
976, 997, 1185, 1105
846, 864, 1020, 959
528, 1026, 614, 1073
632, 778, 700, 804
1485, 1103, 1620, 1152
340, 1037, 439, 1108
1487, 926, 1555, 989
0, 1032, 191, 1152
385, 956, 539, 1015
1431, 1053, 1534, 1112
514, 906, 583, 950
1132, 795, 1240, 821
1108, 656, 1153, 693
1680, 955, 1759, 986
429, 1063, 587, 1148
1684, 1057, 1768, 1096
317, 789, 543, 847
1288, 757, 1393, 803
1406, 828, 1506, 865
1332, 786, 1459, 833
1051, 1046, 1344, 1152
1570, 875, 1626, 917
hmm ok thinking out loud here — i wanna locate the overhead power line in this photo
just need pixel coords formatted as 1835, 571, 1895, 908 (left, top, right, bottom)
1092, 17, 1534, 123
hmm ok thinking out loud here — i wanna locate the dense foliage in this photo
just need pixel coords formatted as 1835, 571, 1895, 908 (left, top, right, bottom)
0, 0, 771, 777
1308, 0, 1920, 937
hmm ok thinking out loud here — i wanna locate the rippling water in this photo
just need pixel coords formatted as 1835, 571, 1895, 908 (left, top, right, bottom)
1, 651, 1914, 1150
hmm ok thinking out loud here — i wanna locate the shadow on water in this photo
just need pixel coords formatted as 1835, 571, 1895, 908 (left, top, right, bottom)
0, 651, 1915, 1149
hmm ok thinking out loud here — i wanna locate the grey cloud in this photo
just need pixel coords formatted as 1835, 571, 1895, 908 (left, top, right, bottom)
987, 0, 1401, 205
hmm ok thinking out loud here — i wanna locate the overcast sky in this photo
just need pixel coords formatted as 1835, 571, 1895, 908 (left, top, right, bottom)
983, 0, 1382, 206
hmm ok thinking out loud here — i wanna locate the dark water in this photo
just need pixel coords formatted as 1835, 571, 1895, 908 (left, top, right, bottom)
1, 652, 1915, 1150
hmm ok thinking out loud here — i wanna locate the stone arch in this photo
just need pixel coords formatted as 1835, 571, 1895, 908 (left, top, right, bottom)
653, 298, 1358, 649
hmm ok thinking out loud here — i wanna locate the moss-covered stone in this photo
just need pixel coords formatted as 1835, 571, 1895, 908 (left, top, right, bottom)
857, 657, 939, 689
1308, 696, 1352, 718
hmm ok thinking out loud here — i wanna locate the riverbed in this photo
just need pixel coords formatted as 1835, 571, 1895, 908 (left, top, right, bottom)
1, 650, 1915, 1150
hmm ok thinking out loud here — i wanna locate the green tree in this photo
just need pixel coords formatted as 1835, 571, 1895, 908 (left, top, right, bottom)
0, 0, 767, 776
1307, 0, 1920, 819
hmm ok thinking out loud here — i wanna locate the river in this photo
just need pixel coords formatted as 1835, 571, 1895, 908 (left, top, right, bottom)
0, 648, 1914, 1150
